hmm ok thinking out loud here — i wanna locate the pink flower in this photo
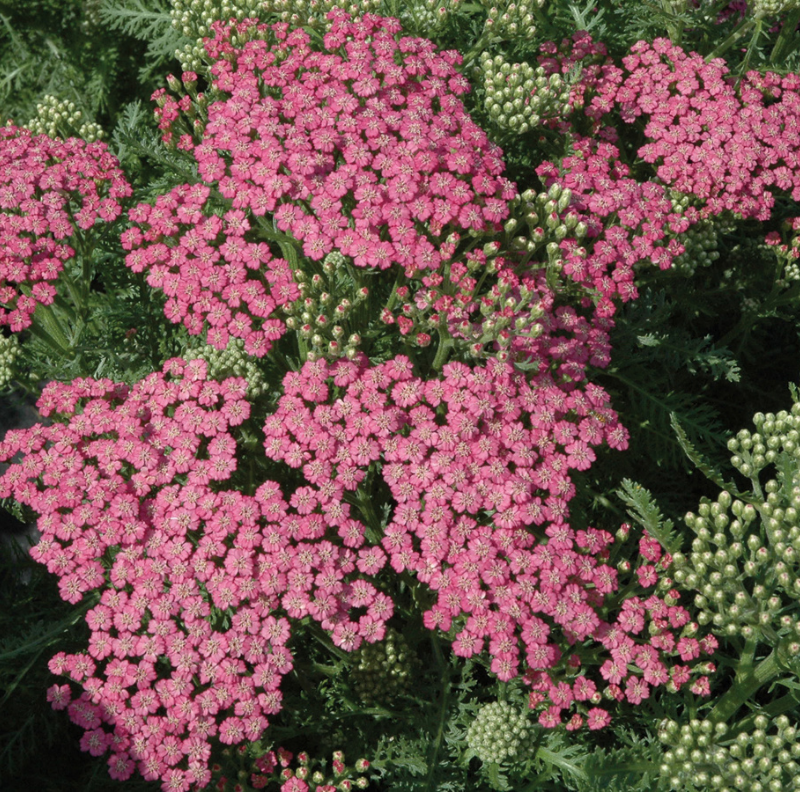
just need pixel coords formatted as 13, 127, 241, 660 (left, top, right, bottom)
676, 637, 701, 662
586, 708, 611, 730
624, 675, 650, 705
46, 684, 71, 710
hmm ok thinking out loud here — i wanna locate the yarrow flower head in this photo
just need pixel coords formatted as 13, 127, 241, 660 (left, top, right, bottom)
0, 358, 392, 788
126, 11, 517, 354
261, 354, 710, 728
0, 125, 130, 331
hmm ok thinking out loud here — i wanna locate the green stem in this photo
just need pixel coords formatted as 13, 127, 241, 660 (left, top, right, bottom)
425, 633, 450, 790
770, 6, 800, 65
736, 17, 764, 83
706, 17, 757, 61
706, 644, 782, 726
431, 324, 453, 372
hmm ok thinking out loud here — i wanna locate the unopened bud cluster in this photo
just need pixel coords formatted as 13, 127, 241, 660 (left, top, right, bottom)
671, 402, 800, 645
258, 0, 382, 34
170, 0, 265, 71
0, 333, 20, 391
479, 0, 541, 41
729, 403, 800, 476
398, 0, 463, 34
82, 0, 102, 31
770, 217, 800, 283
238, 746, 373, 791
514, 182, 586, 254
480, 53, 570, 135
182, 337, 267, 398
350, 628, 418, 706
659, 715, 800, 791
466, 700, 531, 765
668, 195, 726, 274
751, 0, 800, 18
673, 487, 800, 645
287, 251, 369, 361
27, 95, 104, 142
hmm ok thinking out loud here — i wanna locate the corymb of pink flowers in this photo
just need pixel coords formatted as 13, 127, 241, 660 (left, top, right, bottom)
0, 125, 131, 331
123, 10, 516, 355
0, 358, 395, 790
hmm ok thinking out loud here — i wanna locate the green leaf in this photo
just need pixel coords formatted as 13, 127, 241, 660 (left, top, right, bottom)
616, 478, 683, 554
670, 413, 745, 497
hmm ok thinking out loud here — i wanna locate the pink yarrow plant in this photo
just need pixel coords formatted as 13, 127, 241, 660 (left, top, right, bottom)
0, 11, 737, 790
0, 125, 131, 330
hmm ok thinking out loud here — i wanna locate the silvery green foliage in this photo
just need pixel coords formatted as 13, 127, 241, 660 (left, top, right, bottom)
466, 700, 531, 765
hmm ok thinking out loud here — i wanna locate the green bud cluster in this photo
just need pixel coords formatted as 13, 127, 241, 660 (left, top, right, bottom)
27, 95, 104, 142
274, 750, 372, 792
271, 0, 384, 30
787, 222, 800, 280
785, 259, 800, 283
350, 629, 419, 706
473, 272, 545, 357
512, 182, 586, 258
479, 0, 541, 41
479, 53, 570, 135
466, 700, 531, 765
182, 337, 267, 398
671, 400, 800, 646
287, 251, 370, 362
0, 333, 20, 391
751, 0, 800, 17
397, 0, 463, 35
659, 715, 800, 791
171, 0, 267, 71
82, 0, 102, 31
668, 196, 728, 274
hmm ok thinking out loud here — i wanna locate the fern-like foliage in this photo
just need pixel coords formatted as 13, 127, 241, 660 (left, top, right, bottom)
669, 413, 749, 499
99, 0, 182, 81
616, 478, 683, 554
572, 727, 663, 791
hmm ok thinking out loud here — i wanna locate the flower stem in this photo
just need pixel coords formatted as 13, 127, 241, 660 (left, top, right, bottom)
706, 17, 756, 61
706, 643, 782, 726
431, 324, 452, 372
425, 632, 450, 789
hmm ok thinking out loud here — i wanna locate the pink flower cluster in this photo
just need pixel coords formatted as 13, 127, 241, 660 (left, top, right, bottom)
0, 125, 131, 330
542, 34, 800, 224
537, 135, 685, 315
587, 39, 800, 219
260, 354, 712, 725
181, 12, 512, 269
122, 183, 299, 356
0, 359, 392, 789
519, 34, 800, 328
525, 531, 716, 730
128, 11, 519, 351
